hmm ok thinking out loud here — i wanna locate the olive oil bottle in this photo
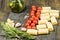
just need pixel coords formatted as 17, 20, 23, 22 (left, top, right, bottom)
9, 0, 26, 13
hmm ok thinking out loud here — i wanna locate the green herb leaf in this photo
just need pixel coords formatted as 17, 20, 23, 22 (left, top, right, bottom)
0, 22, 34, 40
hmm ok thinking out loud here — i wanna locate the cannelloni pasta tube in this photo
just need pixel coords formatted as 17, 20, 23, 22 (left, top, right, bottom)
38, 20, 48, 24
41, 13, 49, 16
41, 10, 50, 13
41, 14, 50, 21
27, 29, 37, 35
41, 16, 50, 21
36, 24, 46, 29
50, 10, 59, 13
50, 10, 59, 18
51, 16, 57, 25
50, 13, 59, 18
46, 22, 54, 31
42, 7, 51, 10
21, 27, 26, 31
38, 28, 49, 34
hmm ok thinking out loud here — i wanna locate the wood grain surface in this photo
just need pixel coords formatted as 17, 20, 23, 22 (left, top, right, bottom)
0, 0, 60, 40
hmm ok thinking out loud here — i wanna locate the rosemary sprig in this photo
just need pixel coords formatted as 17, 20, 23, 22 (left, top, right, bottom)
0, 22, 34, 40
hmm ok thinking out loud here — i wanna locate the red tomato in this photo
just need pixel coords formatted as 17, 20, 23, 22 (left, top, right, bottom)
36, 14, 40, 18
31, 23, 35, 26
30, 17, 34, 21
35, 17, 39, 21
26, 26, 31, 29
32, 5, 36, 8
32, 16, 35, 19
30, 13, 34, 16
38, 7, 42, 10
32, 5, 36, 11
27, 20, 31, 24
30, 11, 35, 14
36, 12, 40, 15
25, 23, 30, 27
32, 26, 36, 29
37, 10, 41, 12
32, 8, 36, 11
33, 20, 38, 24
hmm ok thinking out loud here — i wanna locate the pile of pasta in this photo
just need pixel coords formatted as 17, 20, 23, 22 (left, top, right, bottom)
22, 7, 59, 35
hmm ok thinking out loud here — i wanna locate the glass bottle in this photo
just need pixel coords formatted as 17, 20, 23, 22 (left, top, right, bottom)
9, 0, 26, 13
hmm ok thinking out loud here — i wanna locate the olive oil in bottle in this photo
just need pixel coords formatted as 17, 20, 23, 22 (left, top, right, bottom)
9, 0, 26, 13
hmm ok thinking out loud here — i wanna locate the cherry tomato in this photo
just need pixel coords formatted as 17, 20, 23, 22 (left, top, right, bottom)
36, 12, 40, 15
31, 16, 35, 19
33, 20, 38, 24
30, 11, 35, 16
32, 5, 36, 11
32, 5, 36, 8
30, 11, 35, 14
32, 8, 36, 11
27, 20, 31, 24
25, 23, 30, 27
38, 7, 42, 10
31, 23, 35, 26
36, 14, 40, 18
26, 26, 31, 29
30, 17, 34, 21
37, 10, 41, 12
30, 13, 34, 16
35, 17, 39, 21
32, 26, 36, 29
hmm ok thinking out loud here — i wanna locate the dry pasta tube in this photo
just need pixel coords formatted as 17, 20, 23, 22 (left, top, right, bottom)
41, 10, 50, 14
7, 18, 14, 23
38, 28, 49, 34
40, 13, 50, 21
21, 27, 26, 31
50, 13, 59, 18
38, 20, 48, 24
46, 22, 54, 32
41, 13, 49, 16
50, 10, 59, 13
41, 15, 50, 21
51, 16, 57, 25
36, 24, 46, 29
27, 29, 37, 35
42, 7, 51, 10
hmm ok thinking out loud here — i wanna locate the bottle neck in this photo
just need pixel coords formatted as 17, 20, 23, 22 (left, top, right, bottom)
17, 0, 22, 7
16, 0, 22, 2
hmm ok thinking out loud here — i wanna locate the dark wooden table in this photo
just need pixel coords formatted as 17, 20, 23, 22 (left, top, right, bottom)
0, 0, 60, 40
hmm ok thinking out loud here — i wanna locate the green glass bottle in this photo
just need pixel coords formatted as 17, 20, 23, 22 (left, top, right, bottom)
9, 0, 26, 13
